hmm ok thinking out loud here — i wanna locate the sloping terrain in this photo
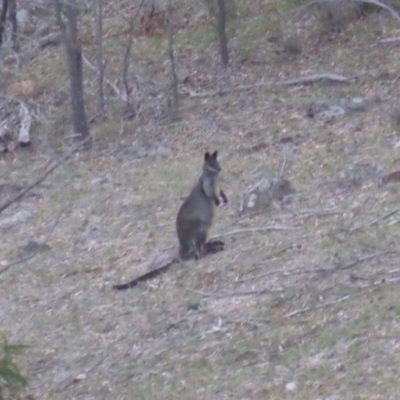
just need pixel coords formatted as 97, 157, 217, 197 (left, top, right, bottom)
1, 1, 400, 399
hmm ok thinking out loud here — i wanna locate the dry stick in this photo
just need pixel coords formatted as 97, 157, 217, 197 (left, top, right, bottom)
212, 290, 267, 299
82, 54, 126, 101
279, 145, 287, 178
350, 209, 399, 234
209, 246, 294, 294
185, 73, 352, 97
212, 251, 392, 293
361, 276, 400, 288
186, 287, 268, 299
367, 209, 399, 227
335, 251, 392, 271
0, 140, 88, 214
285, 294, 350, 318
210, 225, 299, 240
63, 356, 106, 390
0, 203, 70, 275
285, 278, 400, 318
225, 318, 270, 327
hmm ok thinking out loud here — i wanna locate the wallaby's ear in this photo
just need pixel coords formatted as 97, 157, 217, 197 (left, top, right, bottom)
204, 152, 210, 161
211, 150, 218, 159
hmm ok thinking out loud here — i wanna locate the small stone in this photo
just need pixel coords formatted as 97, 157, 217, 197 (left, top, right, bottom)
285, 382, 297, 391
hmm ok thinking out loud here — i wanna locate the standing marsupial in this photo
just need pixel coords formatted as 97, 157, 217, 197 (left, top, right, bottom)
176, 150, 228, 260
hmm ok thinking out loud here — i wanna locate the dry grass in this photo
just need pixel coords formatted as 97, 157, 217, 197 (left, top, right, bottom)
1, 1, 400, 399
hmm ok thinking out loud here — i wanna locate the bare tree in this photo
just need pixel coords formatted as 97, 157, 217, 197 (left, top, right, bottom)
216, 0, 228, 67
0, 0, 17, 50
204, 0, 229, 67
53, 0, 90, 142
8, 0, 17, 51
166, 0, 178, 117
0, 0, 9, 48
96, 0, 105, 115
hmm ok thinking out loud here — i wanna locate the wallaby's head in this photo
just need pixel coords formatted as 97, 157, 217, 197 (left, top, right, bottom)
203, 151, 221, 175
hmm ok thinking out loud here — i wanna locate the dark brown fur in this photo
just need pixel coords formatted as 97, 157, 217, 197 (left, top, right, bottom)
176, 151, 227, 260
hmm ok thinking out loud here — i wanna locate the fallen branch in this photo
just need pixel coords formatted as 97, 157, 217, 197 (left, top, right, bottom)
335, 251, 392, 271
183, 73, 352, 97
187, 288, 268, 299
350, 209, 399, 233
210, 225, 299, 240
285, 294, 350, 318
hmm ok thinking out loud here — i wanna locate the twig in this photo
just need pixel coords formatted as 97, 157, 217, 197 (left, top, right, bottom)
279, 146, 287, 178
0, 139, 89, 214
357, 276, 400, 289
231, 266, 326, 287
82, 54, 126, 101
225, 317, 270, 327
229, 251, 393, 287
335, 251, 391, 271
210, 225, 299, 240
63, 356, 106, 390
367, 209, 399, 227
285, 294, 350, 318
189, 289, 268, 299
212, 290, 267, 299
350, 209, 399, 233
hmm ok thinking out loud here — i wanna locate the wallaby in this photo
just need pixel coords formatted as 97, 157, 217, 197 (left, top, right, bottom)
176, 150, 228, 260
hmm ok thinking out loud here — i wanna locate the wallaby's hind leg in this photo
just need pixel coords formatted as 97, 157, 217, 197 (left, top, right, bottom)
195, 232, 207, 258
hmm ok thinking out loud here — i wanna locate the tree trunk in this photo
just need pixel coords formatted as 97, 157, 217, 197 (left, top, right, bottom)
166, 0, 178, 118
8, 0, 17, 51
0, 0, 9, 48
216, 0, 228, 67
96, 0, 104, 115
53, 0, 90, 142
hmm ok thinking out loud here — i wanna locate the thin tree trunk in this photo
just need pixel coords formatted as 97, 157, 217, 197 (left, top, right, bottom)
8, 0, 17, 51
0, 0, 8, 48
96, 0, 104, 114
166, 0, 178, 117
216, 0, 228, 67
53, 0, 89, 142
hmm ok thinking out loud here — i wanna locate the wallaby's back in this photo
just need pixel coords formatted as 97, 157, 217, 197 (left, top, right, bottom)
176, 151, 226, 259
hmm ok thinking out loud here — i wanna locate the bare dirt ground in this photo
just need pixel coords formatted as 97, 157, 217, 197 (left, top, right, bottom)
1, 1, 400, 399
